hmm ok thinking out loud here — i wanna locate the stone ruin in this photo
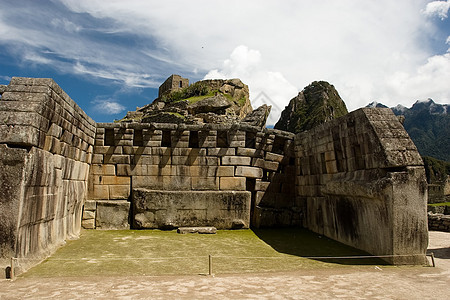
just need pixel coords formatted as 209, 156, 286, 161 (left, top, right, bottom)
0, 77, 428, 276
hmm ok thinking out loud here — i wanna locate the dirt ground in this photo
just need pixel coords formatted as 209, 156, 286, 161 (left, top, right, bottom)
0, 231, 449, 299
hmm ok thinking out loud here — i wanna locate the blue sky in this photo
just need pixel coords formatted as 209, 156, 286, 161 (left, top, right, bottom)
0, 0, 449, 124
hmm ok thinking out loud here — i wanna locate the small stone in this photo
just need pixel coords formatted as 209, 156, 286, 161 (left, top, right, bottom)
177, 227, 217, 234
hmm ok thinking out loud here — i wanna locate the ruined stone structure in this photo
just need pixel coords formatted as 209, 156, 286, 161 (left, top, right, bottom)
0, 77, 428, 276
158, 74, 189, 98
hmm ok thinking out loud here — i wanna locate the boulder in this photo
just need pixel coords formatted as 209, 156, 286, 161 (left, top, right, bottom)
241, 104, 271, 128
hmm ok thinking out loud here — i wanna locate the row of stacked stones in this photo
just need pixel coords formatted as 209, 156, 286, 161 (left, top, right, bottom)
83, 122, 297, 230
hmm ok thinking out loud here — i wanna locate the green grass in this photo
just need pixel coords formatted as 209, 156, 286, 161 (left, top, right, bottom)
22, 228, 387, 278
428, 202, 450, 207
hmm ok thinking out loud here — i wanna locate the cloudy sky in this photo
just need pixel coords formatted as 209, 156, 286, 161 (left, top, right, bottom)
0, 0, 449, 124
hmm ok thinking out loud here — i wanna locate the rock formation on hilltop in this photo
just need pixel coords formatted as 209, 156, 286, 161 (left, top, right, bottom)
274, 81, 348, 133
119, 76, 273, 127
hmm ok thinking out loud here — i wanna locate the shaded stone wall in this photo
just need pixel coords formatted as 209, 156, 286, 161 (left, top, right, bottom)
295, 108, 428, 264
84, 123, 296, 229
0, 78, 95, 274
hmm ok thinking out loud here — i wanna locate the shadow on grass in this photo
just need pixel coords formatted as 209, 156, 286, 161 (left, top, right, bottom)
253, 227, 388, 265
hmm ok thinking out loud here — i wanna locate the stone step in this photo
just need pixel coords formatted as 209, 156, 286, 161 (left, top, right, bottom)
177, 227, 217, 234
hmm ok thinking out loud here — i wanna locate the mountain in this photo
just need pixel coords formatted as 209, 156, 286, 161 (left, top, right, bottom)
366, 99, 450, 162
274, 81, 348, 133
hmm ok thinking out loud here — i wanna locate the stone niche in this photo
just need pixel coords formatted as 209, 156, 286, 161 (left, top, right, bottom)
132, 189, 251, 229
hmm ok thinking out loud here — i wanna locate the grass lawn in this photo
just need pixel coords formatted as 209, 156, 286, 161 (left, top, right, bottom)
428, 202, 450, 206
22, 228, 386, 278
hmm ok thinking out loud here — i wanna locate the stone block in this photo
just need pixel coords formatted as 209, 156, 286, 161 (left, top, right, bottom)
222, 156, 251, 166
189, 165, 217, 177
217, 166, 235, 177
192, 177, 219, 190
235, 166, 263, 178
265, 152, 284, 162
208, 148, 236, 156
255, 180, 270, 191
177, 227, 217, 234
101, 176, 131, 185
83, 210, 95, 219
116, 164, 132, 176
83, 200, 97, 210
104, 154, 130, 164
91, 185, 109, 200
90, 164, 115, 176
220, 177, 246, 190
82, 219, 95, 229
132, 189, 251, 229
95, 200, 130, 230
109, 185, 131, 200
236, 147, 257, 157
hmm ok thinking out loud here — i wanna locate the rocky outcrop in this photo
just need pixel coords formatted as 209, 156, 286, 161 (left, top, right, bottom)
274, 81, 348, 133
0, 85, 6, 95
121, 77, 255, 125
241, 104, 271, 128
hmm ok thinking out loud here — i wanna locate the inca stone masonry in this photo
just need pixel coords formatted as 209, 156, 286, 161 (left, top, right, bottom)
0, 77, 428, 276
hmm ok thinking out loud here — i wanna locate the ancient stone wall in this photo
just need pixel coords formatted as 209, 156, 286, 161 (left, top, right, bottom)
295, 108, 428, 264
0, 78, 429, 273
428, 213, 450, 232
0, 78, 95, 274
83, 123, 297, 229
158, 74, 189, 98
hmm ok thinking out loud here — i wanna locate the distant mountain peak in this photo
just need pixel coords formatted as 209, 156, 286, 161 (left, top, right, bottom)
366, 101, 388, 108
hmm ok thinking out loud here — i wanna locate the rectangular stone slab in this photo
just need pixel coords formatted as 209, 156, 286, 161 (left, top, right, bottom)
177, 227, 217, 234
132, 189, 251, 229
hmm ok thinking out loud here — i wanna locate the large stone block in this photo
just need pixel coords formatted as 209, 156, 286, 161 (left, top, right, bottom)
235, 166, 263, 178
222, 156, 251, 166
220, 177, 246, 191
95, 200, 130, 230
132, 189, 251, 229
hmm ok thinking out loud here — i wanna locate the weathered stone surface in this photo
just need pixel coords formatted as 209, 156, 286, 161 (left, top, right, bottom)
177, 227, 217, 234
132, 189, 251, 229
96, 200, 130, 230
188, 94, 232, 114
296, 108, 428, 265
240, 104, 271, 128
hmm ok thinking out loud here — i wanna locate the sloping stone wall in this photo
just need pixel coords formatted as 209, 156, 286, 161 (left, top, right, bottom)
295, 108, 428, 264
0, 78, 95, 274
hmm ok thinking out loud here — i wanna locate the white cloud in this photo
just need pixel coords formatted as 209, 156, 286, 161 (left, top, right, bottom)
204, 46, 298, 125
424, 0, 450, 19
92, 98, 125, 115
1, 0, 449, 118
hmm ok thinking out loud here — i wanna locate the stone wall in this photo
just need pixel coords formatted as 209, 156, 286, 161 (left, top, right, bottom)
158, 74, 189, 98
428, 213, 450, 232
295, 108, 428, 264
84, 123, 296, 229
0, 78, 95, 274
0, 78, 429, 272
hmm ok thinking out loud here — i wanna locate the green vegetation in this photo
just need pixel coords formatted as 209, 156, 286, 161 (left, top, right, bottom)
162, 81, 209, 103
22, 228, 386, 278
275, 81, 348, 134
422, 156, 450, 183
428, 202, 450, 207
